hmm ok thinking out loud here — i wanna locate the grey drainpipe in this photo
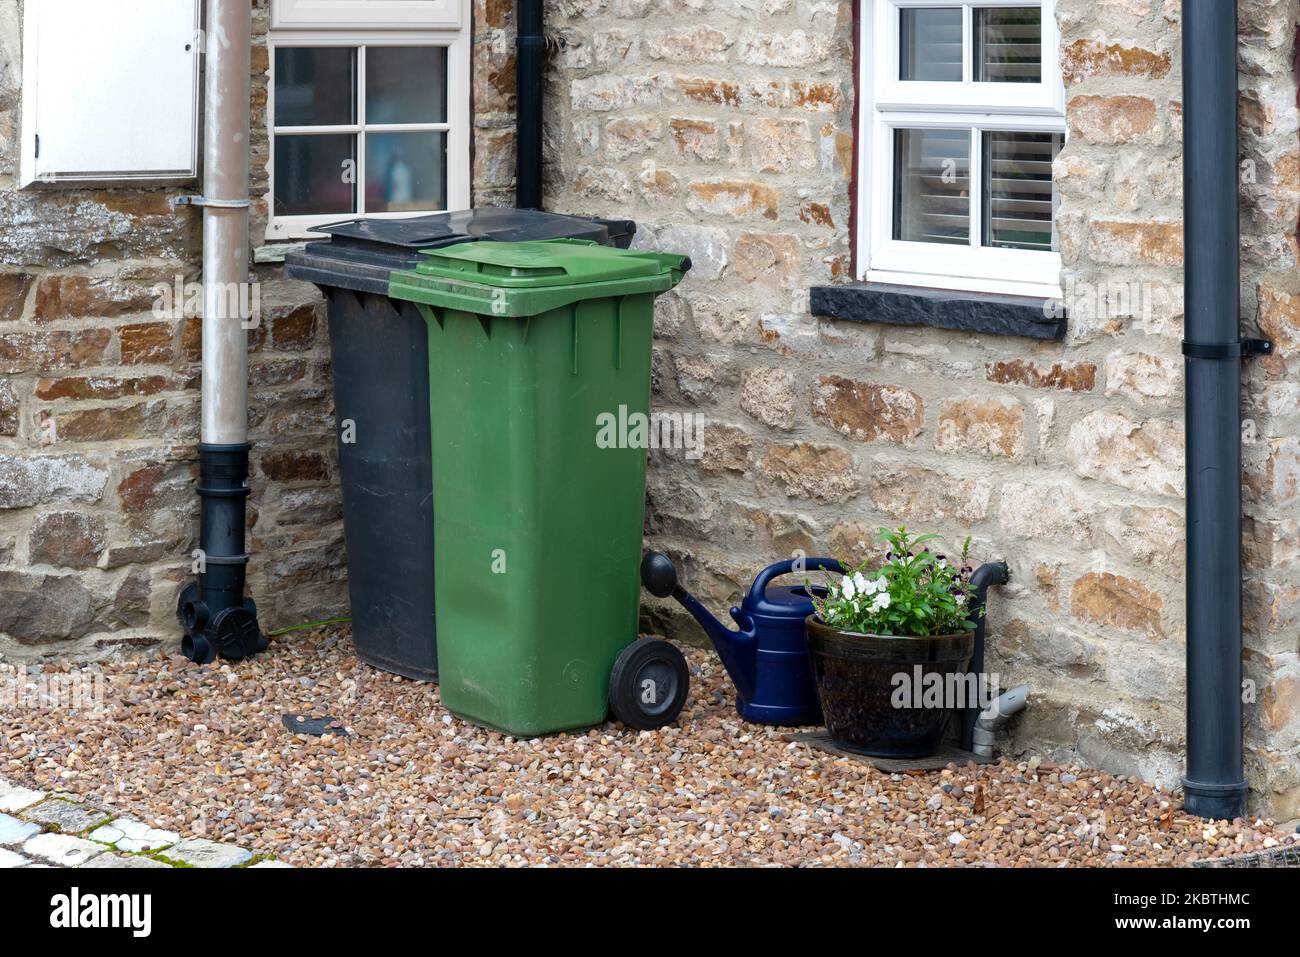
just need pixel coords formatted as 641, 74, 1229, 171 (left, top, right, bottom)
959, 561, 1011, 752
1181, 0, 1271, 819
515, 0, 544, 209
174, 0, 267, 664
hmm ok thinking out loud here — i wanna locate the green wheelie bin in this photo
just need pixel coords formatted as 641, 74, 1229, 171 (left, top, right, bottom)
388, 239, 691, 737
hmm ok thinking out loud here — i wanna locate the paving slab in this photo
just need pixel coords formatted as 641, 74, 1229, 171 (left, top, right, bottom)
89, 817, 180, 853
0, 813, 41, 846
23, 832, 106, 867
0, 778, 285, 868
160, 838, 252, 869
22, 798, 113, 834
0, 780, 46, 814
249, 859, 294, 869
78, 853, 173, 869
0, 847, 30, 868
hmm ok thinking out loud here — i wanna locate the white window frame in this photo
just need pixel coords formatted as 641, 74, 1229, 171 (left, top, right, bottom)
267, 3, 471, 240
272, 0, 463, 30
857, 0, 1066, 298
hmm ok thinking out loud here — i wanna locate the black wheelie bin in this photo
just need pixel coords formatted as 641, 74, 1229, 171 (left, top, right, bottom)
284, 209, 636, 681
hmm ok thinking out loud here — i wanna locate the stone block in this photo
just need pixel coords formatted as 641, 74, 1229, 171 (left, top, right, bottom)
23, 798, 113, 835
160, 838, 253, 869
810, 375, 924, 444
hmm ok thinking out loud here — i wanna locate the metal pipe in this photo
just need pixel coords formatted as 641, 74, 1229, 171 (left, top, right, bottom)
179, 0, 265, 664
1182, 0, 1248, 819
515, 0, 544, 209
201, 0, 251, 445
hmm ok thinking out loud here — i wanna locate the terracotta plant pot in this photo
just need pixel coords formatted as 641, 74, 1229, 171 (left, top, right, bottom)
805, 616, 974, 759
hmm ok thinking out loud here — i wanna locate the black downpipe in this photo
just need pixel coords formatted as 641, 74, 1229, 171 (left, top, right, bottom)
960, 561, 1011, 752
177, 443, 267, 664
1182, 0, 1249, 820
515, 0, 544, 209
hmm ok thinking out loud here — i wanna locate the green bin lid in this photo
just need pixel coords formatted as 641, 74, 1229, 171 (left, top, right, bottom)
413, 238, 680, 287
387, 238, 690, 317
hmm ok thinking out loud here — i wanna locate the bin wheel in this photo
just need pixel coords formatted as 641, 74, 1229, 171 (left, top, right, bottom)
608, 639, 689, 731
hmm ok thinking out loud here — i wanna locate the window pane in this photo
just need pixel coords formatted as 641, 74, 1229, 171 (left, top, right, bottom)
974, 7, 1042, 83
900, 8, 963, 81
982, 131, 1061, 251
274, 134, 357, 216
274, 47, 356, 126
366, 47, 448, 124
366, 132, 447, 213
893, 128, 970, 245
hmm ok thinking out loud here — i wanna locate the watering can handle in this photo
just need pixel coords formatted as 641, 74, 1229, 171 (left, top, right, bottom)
747, 557, 844, 604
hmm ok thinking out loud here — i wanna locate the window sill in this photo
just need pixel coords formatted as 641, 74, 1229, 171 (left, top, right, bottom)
809, 282, 1066, 342
254, 242, 310, 265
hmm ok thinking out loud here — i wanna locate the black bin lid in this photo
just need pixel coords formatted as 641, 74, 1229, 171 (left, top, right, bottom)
284, 208, 637, 297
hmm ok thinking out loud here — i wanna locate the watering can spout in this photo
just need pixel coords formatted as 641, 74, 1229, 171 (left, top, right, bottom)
640, 552, 759, 701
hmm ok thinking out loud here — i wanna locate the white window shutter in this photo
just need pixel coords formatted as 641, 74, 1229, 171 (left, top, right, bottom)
21, 0, 201, 185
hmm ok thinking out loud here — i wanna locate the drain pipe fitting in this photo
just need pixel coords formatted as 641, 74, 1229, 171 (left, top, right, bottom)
1181, 0, 1255, 819
972, 684, 1030, 758
960, 561, 1011, 752
515, 0, 544, 209
176, 0, 266, 664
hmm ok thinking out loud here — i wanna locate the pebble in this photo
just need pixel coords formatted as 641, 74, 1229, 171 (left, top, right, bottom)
0, 627, 1293, 868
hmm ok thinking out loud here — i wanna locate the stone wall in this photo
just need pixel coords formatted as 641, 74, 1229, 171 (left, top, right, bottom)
1054, 0, 1300, 820
0, 1, 514, 656
1, 0, 1297, 815
542, 0, 1300, 816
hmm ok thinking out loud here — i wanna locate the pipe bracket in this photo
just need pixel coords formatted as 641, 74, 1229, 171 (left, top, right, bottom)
171, 195, 252, 210
1181, 338, 1273, 361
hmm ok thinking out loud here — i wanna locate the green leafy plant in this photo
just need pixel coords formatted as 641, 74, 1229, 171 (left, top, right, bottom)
808, 526, 979, 637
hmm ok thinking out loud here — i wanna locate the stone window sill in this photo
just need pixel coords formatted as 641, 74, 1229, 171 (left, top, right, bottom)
809, 283, 1066, 342
254, 242, 309, 265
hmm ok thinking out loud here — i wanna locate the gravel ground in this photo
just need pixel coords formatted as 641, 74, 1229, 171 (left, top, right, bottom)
1, 626, 1294, 867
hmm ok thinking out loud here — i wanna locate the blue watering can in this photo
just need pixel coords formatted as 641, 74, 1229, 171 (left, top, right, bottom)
640, 552, 844, 726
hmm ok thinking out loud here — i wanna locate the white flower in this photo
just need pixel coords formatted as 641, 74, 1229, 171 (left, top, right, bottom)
874, 576, 888, 593
872, 592, 891, 612
841, 575, 856, 600
853, 571, 873, 595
